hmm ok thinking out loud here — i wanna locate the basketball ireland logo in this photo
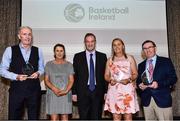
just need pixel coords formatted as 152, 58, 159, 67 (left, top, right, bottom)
64, 3, 85, 23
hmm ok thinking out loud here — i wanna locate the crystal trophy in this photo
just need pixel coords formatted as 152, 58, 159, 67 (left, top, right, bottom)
141, 70, 151, 85
22, 62, 34, 78
113, 71, 127, 83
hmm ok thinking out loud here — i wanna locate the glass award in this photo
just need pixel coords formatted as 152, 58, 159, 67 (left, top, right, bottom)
22, 62, 34, 78
113, 71, 127, 83
141, 70, 151, 85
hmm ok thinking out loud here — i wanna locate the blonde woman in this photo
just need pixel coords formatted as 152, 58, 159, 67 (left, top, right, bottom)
104, 38, 139, 121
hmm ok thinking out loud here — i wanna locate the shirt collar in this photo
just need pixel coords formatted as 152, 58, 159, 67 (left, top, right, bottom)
147, 55, 157, 62
86, 50, 95, 55
19, 43, 31, 51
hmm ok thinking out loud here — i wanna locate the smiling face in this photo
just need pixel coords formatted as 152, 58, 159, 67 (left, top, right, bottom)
142, 42, 157, 59
54, 46, 65, 60
18, 27, 33, 47
112, 39, 124, 54
84, 35, 96, 52
111, 38, 126, 58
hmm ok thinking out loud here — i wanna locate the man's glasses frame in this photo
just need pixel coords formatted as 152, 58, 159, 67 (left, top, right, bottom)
143, 46, 155, 51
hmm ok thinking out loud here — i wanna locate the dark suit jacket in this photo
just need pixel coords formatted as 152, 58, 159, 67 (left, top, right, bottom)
136, 56, 177, 108
72, 51, 107, 101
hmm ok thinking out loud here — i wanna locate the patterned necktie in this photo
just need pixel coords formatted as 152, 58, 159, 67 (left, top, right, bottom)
89, 53, 95, 91
148, 59, 154, 82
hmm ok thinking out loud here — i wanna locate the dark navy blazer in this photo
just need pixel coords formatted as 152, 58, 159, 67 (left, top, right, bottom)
136, 56, 177, 108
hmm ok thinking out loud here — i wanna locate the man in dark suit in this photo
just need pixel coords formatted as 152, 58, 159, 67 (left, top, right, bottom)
72, 33, 107, 120
136, 40, 177, 120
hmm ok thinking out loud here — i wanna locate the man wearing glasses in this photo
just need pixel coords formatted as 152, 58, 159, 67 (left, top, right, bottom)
136, 40, 177, 121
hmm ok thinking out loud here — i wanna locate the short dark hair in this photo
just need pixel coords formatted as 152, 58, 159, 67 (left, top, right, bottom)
53, 43, 66, 59
84, 33, 96, 42
142, 40, 156, 49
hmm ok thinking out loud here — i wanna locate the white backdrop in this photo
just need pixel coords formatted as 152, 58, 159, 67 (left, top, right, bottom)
22, 0, 168, 90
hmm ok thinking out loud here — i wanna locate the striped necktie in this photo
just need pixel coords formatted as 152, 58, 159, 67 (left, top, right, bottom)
148, 59, 154, 82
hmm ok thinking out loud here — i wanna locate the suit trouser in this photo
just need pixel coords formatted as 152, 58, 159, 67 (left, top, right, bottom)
78, 87, 103, 120
143, 97, 173, 121
8, 81, 41, 120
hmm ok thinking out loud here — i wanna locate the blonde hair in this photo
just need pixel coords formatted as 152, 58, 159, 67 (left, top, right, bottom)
111, 38, 127, 60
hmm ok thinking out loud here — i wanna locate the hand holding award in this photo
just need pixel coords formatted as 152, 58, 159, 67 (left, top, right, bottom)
22, 62, 34, 79
112, 70, 130, 83
141, 70, 152, 85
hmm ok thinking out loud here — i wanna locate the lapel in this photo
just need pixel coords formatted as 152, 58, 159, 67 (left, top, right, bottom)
95, 51, 99, 76
141, 60, 146, 73
153, 56, 160, 78
82, 51, 89, 77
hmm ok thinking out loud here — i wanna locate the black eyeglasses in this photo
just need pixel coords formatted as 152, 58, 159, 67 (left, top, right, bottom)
143, 46, 155, 50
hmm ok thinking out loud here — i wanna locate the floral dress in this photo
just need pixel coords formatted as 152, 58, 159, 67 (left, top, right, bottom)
104, 58, 139, 114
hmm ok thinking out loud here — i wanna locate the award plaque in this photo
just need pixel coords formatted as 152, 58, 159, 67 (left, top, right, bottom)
141, 71, 151, 85
22, 62, 34, 77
